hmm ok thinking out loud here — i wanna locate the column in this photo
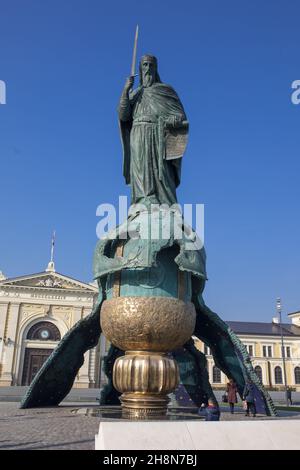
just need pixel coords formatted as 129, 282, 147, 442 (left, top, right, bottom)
74, 304, 90, 387
74, 350, 90, 388
83, 306, 92, 318
73, 306, 82, 324
99, 334, 108, 387
88, 346, 97, 388
0, 303, 20, 386
0, 302, 9, 383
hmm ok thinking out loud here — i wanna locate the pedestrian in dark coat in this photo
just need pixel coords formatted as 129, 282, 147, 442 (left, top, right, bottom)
226, 379, 238, 414
286, 386, 293, 406
243, 380, 256, 417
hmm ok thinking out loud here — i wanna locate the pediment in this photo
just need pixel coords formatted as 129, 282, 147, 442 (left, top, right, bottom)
0, 272, 98, 292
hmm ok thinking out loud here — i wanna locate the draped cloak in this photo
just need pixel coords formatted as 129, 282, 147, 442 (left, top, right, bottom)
119, 83, 187, 205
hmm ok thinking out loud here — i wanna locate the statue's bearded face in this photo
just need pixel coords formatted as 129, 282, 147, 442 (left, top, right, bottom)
141, 60, 156, 87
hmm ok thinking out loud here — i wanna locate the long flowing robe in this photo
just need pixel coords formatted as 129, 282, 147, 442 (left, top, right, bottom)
119, 83, 186, 205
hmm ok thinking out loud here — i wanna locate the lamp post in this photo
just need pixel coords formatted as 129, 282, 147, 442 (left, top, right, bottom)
276, 298, 289, 406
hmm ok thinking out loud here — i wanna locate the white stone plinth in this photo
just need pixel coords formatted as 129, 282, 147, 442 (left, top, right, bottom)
95, 420, 300, 450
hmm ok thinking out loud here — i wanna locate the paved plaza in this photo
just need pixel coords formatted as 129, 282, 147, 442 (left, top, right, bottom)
1, 387, 299, 450
1, 399, 300, 450
0, 402, 100, 450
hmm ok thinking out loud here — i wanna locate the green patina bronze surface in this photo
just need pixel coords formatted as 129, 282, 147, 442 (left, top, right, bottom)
20, 54, 276, 416
93, 208, 206, 281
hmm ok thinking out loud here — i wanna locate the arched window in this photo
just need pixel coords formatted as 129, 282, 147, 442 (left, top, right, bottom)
27, 321, 61, 341
212, 366, 221, 383
274, 366, 283, 384
255, 365, 263, 382
295, 367, 300, 385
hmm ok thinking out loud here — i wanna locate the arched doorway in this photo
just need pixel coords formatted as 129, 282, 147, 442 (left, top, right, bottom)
21, 321, 61, 385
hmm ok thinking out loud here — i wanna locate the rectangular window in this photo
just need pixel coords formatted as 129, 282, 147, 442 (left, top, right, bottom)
263, 345, 272, 357
213, 366, 221, 383
248, 345, 253, 356
286, 346, 291, 358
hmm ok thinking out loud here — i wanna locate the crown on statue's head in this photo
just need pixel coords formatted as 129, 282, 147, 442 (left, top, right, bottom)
140, 54, 157, 65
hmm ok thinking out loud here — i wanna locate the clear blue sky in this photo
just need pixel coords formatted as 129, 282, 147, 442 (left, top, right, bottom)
1, 0, 299, 322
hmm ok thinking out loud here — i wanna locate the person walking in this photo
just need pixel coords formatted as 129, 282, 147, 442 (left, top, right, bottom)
286, 386, 293, 406
226, 379, 238, 414
243, 380, 256, 417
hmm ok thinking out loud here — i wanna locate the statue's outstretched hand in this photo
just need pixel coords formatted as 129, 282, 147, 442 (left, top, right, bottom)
124, 76, 135, 93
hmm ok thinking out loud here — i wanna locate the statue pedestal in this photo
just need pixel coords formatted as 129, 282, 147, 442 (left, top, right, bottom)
95, 419, 300, 450
94, 409, 205, 450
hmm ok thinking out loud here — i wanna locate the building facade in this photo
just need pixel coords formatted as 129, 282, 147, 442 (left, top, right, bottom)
0, 263, 102, 388
195, 314, 300, 391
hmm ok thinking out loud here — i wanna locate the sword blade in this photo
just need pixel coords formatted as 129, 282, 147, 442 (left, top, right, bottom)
130, 25, 139, 77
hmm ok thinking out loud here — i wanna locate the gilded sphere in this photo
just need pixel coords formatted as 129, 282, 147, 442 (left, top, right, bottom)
100, 296, 196, 351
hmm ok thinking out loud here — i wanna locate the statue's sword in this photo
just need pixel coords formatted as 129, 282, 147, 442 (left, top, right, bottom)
130, 25, 139, 77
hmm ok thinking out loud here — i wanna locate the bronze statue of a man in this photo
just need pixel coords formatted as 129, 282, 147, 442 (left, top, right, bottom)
20, 52, 276, 418
119, 55, 188, 206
